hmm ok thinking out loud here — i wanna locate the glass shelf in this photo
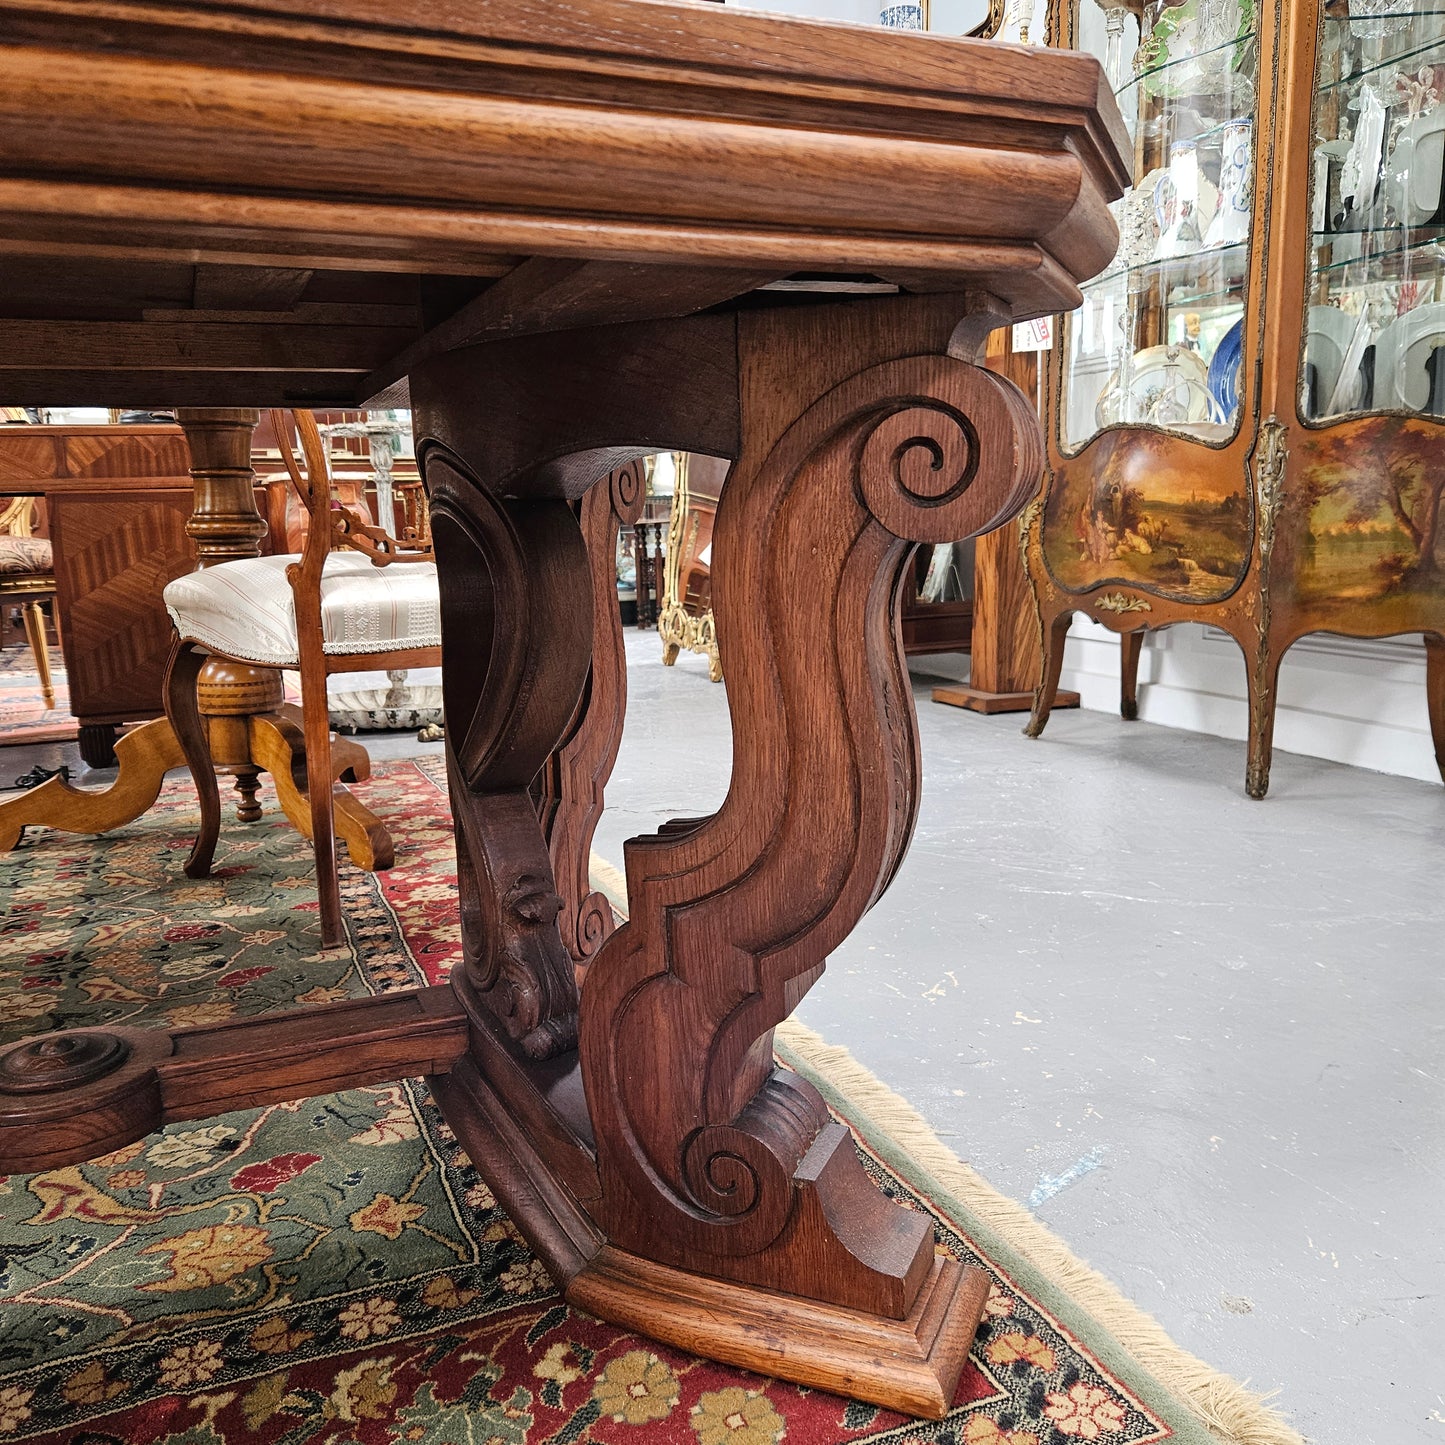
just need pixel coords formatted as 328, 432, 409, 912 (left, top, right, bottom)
1305, 7, 1445, 422
1313, 227, 1445, 275
1118, 28, 1258, 102
1319, 22, 1445, 92
1087, 241, 1250, 296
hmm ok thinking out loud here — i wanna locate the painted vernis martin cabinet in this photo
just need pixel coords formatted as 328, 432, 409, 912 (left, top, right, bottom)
1025, 0, 1445, 795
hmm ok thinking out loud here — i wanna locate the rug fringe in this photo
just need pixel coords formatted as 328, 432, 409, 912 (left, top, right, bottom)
773, 1020, 1307, 1445
585, 854, 1304, 1445
588, 853, 629, 917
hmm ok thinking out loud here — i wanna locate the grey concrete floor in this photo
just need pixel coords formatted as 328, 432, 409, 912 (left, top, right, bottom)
595, 632, 1445, 1445
5, 640, 1440, 1444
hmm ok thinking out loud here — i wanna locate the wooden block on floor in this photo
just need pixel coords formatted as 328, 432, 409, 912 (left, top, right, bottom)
932, 685, 1081, 715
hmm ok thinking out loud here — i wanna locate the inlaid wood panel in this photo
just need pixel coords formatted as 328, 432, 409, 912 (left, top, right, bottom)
0, 430, 65, 482
48, 487, 196, 725
64, 431, 190, 478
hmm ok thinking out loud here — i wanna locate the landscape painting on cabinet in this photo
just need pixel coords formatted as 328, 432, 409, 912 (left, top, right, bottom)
1043, 429, 1251, 602
1283, 416, 1445, 631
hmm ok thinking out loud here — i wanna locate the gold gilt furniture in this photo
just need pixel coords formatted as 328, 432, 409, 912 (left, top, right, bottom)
1025, 0, 1445, 796
0, 0, 1126, 1416
659, 452, 725, 681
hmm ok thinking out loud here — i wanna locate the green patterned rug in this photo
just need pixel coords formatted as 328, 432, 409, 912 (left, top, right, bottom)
0, 759, 1301, 1445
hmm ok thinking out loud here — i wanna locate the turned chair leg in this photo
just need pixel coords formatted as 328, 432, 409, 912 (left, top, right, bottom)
1120, 629, 1144, 721
164, 639, 223, 877
233, 766, 264, 822
1025, 612, 1073, 739
22, 600, 56, 711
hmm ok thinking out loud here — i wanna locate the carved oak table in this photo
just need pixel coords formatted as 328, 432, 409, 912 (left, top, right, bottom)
0, 0, 1126, 1417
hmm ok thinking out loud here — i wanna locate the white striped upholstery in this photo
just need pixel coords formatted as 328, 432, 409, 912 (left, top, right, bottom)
164, 552, 441, 667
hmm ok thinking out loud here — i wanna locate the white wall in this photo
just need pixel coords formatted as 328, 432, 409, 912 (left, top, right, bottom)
1058, 620, 1440, 785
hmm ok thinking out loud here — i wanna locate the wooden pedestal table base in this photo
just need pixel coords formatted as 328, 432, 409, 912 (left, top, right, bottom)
0, 295, 1054, 1417
0, 677, 390, 867
0, 409, 393, 886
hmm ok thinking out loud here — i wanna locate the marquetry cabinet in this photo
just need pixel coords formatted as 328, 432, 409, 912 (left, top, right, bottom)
1025, 0, 1445, 795
0, 425, 197, 765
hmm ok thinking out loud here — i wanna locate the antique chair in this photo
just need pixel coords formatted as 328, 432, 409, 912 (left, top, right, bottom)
163, 410, 441, 946
0, 496, 57, 712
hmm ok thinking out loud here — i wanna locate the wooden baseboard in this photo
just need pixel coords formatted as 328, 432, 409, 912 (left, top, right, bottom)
932, 684, 1081, 715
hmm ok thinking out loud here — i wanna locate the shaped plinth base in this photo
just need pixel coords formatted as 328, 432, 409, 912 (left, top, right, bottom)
570, 1247, 988, 1420
933, 684, 1080, 716
429, 1048, 989, 1421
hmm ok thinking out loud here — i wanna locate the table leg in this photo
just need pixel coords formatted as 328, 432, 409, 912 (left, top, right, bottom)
1, 297, 1045, 1420
413, 294, 1041, 1414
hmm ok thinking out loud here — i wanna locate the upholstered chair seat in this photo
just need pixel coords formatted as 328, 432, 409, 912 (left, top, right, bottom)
0, 534, 53, 576
164, 551, 441, 668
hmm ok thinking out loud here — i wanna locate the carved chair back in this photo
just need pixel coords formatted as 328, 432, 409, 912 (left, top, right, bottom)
268, 410, 433, 577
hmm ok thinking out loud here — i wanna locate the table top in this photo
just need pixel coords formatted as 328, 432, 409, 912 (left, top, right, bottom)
0, 0, 1129, 409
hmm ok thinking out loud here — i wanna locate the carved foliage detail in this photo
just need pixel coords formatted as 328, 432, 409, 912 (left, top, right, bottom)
423, 446, 592, 1058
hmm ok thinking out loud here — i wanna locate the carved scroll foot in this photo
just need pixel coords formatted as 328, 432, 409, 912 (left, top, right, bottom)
249, 710, 394, 870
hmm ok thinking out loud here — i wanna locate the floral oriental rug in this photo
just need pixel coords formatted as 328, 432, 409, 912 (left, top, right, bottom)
0, 759, 1302, 1445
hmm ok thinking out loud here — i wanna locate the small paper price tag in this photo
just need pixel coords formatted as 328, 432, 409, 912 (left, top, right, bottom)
1011, 317, 1054, 352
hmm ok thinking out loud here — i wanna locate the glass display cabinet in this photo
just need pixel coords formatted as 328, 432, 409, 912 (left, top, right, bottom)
1024, 0, 1445, 795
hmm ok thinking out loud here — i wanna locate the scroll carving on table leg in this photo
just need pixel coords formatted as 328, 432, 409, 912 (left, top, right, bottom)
424, 448, 593, 1059
536, 460, 647, 970
579, 349, 1041, 1313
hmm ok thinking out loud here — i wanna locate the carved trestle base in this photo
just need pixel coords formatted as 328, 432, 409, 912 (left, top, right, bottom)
0, 296, 1047, 1417
404, 294, 1041, 1412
